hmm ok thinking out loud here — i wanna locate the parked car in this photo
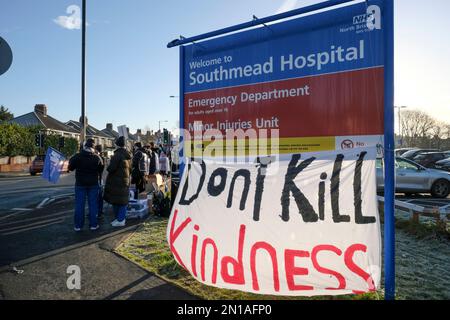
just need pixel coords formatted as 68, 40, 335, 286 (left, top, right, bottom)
412, 152, 450, 168
435, 158, 450, 172
29, 155, 69, 176
400, 149, 440, 160
29, 155, 45, 176
376, 157, 450, 198
395, 148, 417, 157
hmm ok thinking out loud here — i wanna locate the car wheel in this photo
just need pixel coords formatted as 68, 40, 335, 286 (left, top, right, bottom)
431, 179, 450, 198
30, 172, 36, 176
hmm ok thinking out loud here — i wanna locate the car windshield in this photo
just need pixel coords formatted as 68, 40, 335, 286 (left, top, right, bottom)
401, 150, 419, 158
396, 159, 419, 170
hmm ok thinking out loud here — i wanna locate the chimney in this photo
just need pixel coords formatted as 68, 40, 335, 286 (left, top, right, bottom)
34, 104, 47, 116
106, 123, 113, 130
79, 116, 88, 126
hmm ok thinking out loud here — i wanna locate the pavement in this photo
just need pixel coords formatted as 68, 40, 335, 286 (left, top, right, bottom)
0, 175, 196, 300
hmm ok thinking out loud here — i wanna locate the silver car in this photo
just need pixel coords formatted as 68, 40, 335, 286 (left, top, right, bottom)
376, 157, 450, 198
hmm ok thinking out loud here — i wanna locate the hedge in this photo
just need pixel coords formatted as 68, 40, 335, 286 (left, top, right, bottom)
0, 123, 78, 157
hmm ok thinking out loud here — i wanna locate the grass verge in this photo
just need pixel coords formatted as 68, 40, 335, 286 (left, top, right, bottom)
115, 216, 382, 300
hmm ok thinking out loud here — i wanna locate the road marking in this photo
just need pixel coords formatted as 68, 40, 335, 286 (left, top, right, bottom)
0, 219, 65, 236
0, 210, 71, 227
52, 193, 75, 199
11, 208, 33, 211
36, 198, 50, 209
0, 216, 67, 233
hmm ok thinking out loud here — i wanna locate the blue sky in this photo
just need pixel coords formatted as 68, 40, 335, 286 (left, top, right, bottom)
0, 0, 449, 134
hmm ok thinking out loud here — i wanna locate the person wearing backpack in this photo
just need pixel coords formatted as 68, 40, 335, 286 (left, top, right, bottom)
131, 142, 148, 199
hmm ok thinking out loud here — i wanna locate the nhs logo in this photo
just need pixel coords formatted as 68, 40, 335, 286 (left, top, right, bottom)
353, 5, 381, 30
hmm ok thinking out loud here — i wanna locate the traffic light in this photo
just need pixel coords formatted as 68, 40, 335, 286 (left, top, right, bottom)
163, 129, 169, 145
35, 134, 40, 147
34, 134, 45, 148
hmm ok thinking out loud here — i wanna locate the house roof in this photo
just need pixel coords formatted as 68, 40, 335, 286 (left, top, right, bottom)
66, 120, 111, 139
101, 127, 119, 139
11, 112, 79, 134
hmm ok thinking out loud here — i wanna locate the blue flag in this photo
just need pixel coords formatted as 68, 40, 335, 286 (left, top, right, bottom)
42, 147, 66, 184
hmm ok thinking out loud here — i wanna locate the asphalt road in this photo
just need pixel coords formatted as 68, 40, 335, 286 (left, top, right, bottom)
0, 173, 75, 211
0, 177, 196, 300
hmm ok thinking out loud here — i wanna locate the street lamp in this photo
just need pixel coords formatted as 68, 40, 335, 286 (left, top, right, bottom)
80, 0, 87, 147
395, 106, 407, 146
159, 120, 168, 132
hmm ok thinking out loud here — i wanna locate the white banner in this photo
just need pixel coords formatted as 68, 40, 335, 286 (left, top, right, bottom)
167, 147, 381, 296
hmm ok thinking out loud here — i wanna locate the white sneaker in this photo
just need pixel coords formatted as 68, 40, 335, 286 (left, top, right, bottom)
74, 227, 81, 232
111, 219, 126, 227
90, 225, 100, 231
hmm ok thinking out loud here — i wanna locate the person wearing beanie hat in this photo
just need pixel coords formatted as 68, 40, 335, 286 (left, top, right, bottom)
68, 138, 104, 232
115, 136, 125, 148
84, 138, 95, 149
104, 136, 132, 227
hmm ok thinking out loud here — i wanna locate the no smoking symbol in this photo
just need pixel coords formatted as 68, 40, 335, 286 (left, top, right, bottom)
341, 139, 354, 149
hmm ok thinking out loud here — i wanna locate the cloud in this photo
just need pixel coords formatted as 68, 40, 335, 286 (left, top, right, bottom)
275, 0, 300, 14
53, 5, 82, 30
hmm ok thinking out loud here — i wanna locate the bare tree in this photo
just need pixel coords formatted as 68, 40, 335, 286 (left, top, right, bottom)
400, 110, 437, 148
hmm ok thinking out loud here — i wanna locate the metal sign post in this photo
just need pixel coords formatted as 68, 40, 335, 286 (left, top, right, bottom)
383, 0, 396, 301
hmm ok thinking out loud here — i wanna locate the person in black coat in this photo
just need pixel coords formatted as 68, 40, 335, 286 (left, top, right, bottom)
131, 142, 148, 199
95, 144, 105, 217
68, 138, 104, 232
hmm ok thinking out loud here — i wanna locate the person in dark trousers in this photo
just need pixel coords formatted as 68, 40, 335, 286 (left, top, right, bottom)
68, 138, 104, 232
103, 136, 132, 227
95, 144, 105, 217
149, 141, 160, 173
159, 151, 170, 177
145, 144, 157, 175
131, 142, 148, 199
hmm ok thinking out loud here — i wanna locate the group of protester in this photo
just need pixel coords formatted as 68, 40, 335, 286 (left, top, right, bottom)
68, 136, 171, 232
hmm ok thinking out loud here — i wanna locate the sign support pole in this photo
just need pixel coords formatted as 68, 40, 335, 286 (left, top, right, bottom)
179, 45, 185, 177
383, 0, 395, 301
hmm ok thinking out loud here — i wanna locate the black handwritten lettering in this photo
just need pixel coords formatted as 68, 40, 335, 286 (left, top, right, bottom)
207, 167, 227, 197
179, 159, 206, 205
280, 154, 318, 222
354, 152, 376, 224
318, 172, 327, 221
227, 169, 251, 211
331, 154, 350, 223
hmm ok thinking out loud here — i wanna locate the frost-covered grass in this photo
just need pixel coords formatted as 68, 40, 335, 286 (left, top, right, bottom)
115, 217, 381, 300
115, 214, 449, 300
